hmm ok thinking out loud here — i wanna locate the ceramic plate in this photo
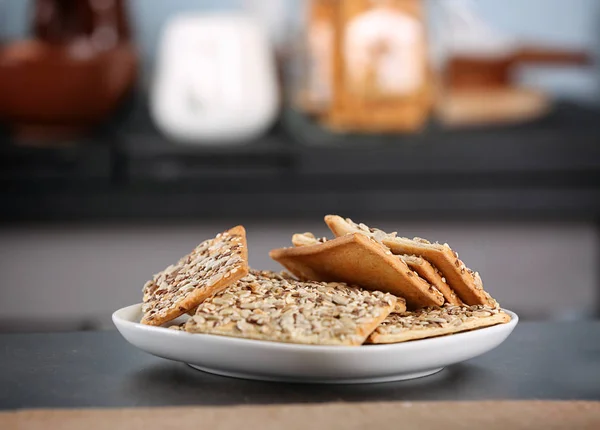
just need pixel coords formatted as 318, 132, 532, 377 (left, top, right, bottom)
113, 304, 518, 384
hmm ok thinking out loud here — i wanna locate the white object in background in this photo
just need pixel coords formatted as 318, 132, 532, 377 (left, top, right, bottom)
439, 0, 518, 59
113, 303, 518, 384
241, 0, 288, 50
150, 14, 279, 144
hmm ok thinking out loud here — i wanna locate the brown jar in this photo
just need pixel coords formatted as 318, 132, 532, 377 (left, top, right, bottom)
0, 0, 137, 143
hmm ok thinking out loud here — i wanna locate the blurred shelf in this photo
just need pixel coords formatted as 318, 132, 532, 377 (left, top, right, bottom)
5, 186, 598, 223
0, 134, 113, 185
120, 131, 294, 183
287, 102, 600, 176
1, 100, 599, 223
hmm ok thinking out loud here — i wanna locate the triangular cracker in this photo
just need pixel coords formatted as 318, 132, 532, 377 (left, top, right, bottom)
141, 226, 249, 326
325, 215, 496, 307
367, 305, 511, 344
185, 270, 396, 346
270, 233, 444, 308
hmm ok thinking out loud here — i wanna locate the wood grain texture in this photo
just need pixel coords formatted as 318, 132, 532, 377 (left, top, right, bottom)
3, 402, 599, 430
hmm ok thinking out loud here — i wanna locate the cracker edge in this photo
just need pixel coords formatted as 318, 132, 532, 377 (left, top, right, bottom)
400, 255, 463, 306
367, 311, 511, 344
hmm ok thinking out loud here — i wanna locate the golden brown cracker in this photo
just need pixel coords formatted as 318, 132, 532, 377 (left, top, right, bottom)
368, 305, 510, 344
325, 215, 496, 307
270, 233, 444, 308
185, 270, 396, 346
141, 226, 249, 326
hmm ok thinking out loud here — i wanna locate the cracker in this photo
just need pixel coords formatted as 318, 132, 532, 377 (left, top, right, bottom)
185, 270, 396, 346
141, 226, 249, 326
325, 215, 496, 307
367, 305, 511, 344
291, 232, 408, 313
270, 233, 444, 308
399, 254, 463, 306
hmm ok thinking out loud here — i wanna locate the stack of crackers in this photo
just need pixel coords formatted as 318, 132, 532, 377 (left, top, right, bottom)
140, 216, 510, 346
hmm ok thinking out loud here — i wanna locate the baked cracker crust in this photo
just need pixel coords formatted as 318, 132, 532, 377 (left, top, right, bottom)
185, 270, 396, 346
399, 254, 463, 306
291, 232, 408, 313
368, 305, 510, 344
270, 233, 444, 308
141, 226, 249, 326
325, 215, 496, 307
392, 297, 407, 314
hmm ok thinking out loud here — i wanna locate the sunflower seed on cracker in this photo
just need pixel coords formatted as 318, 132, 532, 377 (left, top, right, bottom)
185, 270, 396, 346
141, 226, 249, 326
367, 304, 510, 344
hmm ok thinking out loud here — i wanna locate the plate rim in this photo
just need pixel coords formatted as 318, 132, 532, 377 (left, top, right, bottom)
112, 303, 519, 352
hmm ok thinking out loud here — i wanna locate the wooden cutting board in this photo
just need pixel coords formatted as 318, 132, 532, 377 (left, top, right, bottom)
2, 401, 599, 430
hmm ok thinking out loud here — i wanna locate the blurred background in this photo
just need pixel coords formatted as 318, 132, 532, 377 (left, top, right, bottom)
0, 0, 599, 332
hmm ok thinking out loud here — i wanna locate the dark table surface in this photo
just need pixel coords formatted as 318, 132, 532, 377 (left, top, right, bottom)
1, 322, 599, 410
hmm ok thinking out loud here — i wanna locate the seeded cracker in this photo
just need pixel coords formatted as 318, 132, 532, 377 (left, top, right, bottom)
141, 226, 249, 326
399, 254, 463, 306
325, 215, 497, 307
185, 270, 396, 346
291, 232, 407, 313
367, 305, 511, 344
270, 233, 444, 308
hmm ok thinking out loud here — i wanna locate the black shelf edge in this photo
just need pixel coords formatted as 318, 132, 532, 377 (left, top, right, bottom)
1, 100, 599, 223
1, 185, 599, 223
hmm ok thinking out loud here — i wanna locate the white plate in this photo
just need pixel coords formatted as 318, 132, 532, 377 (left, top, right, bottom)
113, 304, 518, 384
